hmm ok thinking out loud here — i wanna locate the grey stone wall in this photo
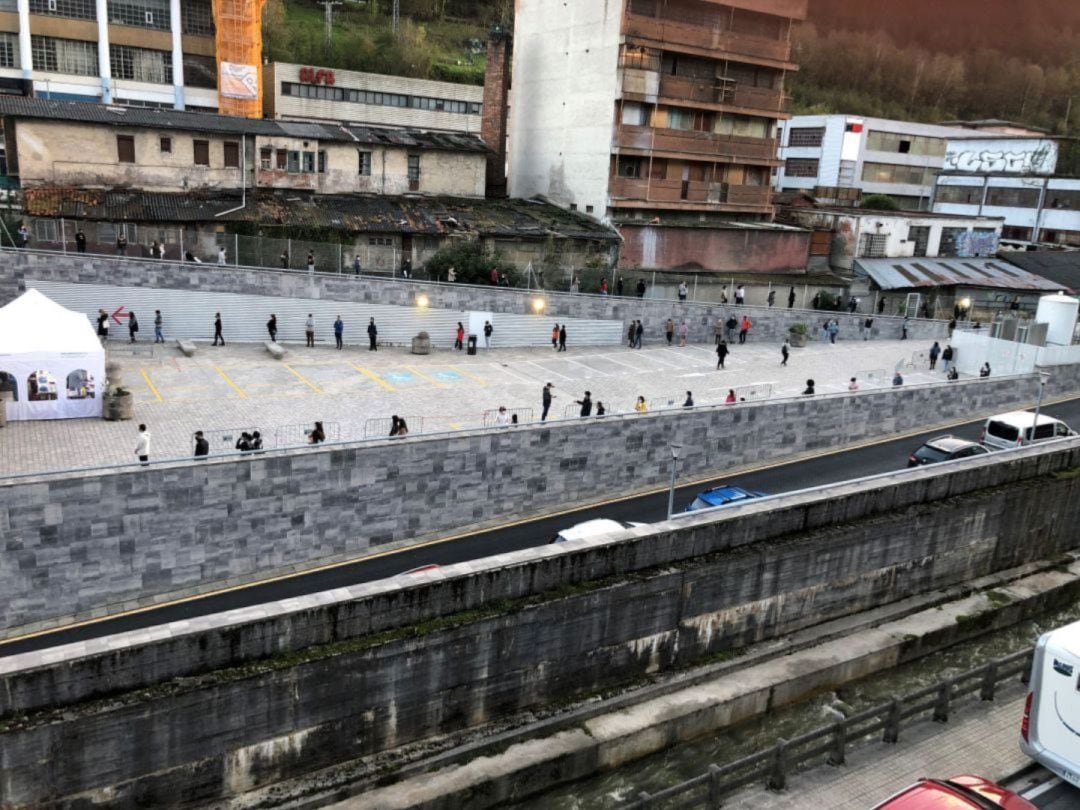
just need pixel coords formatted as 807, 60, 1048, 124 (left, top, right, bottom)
2, 441, 1080, 807
0, 249, 948, 344
0, 373, 1048, 637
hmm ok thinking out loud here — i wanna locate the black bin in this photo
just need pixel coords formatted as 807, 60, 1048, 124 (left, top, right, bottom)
467, 334, 478, 355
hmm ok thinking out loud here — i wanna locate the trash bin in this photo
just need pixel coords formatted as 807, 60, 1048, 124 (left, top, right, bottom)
467, 334, 478, 355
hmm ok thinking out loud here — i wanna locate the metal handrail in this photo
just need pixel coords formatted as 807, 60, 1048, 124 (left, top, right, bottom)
623, 648, 1034, 808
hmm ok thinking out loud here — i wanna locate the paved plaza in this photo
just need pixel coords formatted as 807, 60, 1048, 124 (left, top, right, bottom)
1, 335, 954, 475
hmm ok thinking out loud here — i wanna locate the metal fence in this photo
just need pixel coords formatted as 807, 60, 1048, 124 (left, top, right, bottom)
482, 407, 535, 427
363, 416, 425, 438
274, 421, 341, 447
623, 648, 1033, 809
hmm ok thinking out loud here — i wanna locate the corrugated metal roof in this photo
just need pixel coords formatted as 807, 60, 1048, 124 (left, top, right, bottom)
1000, 251, 1080, 293
855, 257, 1061, 292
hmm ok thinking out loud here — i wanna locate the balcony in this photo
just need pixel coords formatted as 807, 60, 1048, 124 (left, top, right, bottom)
616, 124, 779, 163
609, 176, 772, 209
656, 74, 789, 113
624, 13, 792, 65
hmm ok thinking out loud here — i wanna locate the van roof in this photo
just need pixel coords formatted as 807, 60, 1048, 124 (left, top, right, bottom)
988, 411, 1065, 427
1045, 618, 1080, 659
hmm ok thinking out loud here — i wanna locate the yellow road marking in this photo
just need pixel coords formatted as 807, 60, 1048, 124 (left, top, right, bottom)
212, 365, 246, 399
284, 364, 324, 395
3, 392, 1077, 651
406, 365, 446, 389
350, 363, 394, 392
139, 368, 163, 402
451, 365, 487, 386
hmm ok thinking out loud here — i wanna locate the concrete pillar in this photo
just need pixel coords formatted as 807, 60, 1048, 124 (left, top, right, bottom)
481, 26, 512, 198
169, 0, 184, 109
16, 0, 31, 81
95, 0, 111, 102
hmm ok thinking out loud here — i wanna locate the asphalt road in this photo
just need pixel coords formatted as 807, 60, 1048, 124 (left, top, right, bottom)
1010, 767, 1080, 808
4, 398, 1080, 658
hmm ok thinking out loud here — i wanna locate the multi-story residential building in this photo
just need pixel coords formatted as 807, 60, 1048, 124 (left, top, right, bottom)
932, 135, 1080, 247
0, 0, 218, 110
263, 63, 484, 134
776, 115, 977, 211
507, 0, 813, 275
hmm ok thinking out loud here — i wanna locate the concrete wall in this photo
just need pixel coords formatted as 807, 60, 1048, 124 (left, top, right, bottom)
618, 223, 811, 274
0, 251, 950, 345
3, 440, 1080, 806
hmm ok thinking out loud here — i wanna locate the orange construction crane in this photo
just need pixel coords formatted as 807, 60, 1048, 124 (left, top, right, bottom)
213, 0, 267, 118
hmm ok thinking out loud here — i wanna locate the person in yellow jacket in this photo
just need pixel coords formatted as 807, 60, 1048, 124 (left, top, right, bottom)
634, 396, 647, 414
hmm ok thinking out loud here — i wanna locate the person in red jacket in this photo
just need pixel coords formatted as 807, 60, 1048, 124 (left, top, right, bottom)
455, 322, 465, 350
739, 316, 753, 344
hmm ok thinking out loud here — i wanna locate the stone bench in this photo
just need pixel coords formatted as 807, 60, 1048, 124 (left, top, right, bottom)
176, 339, 197, 357
264, 340, 286, 360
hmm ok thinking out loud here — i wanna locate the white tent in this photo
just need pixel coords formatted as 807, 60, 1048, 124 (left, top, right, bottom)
0, 289, 106, 421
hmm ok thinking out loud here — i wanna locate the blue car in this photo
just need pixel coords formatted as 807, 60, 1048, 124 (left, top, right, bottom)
685, 485, 767, 513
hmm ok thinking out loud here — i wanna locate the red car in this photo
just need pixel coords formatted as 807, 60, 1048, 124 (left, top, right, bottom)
872, 775, 1037, 809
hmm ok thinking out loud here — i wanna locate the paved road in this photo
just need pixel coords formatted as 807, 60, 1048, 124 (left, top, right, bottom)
1009, 768, 1080, 808
3, 398, 1079, 658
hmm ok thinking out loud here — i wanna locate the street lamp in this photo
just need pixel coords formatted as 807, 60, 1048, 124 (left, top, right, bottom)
415, 294, 429, 308
1033, 371, 1051, 441
532, 298, 546, 314
667, 443, 683, 519
959, 297, 972, 320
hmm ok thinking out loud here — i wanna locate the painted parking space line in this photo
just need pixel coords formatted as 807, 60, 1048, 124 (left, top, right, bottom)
449, 365, 487, 386
350, 364, 395, 392
382, 370, 417, 385
213, 365, 247, 399
139, 368, 164, 402
406, 366, 447, 388
429, 369, 464, 384
522, 360, 575, 382
283, 364, 324, 395
482, 362, 540, 384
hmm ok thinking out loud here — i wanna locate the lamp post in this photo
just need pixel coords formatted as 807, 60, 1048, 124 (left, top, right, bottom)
667, 443, 683, 519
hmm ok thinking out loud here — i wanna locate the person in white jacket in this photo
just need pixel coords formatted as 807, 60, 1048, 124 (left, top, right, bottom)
135, 424, 151, 466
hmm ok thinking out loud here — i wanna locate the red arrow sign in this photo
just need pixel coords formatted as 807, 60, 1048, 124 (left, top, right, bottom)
111, 305, 127, 325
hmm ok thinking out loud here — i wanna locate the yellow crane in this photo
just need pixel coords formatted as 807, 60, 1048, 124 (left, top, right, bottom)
212, 0, 267, 118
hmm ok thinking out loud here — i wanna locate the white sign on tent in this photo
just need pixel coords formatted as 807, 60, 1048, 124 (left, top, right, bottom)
0, 289, 106, 421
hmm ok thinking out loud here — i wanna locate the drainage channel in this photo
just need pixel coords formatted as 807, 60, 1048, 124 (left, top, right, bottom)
514, 599, 1080, 810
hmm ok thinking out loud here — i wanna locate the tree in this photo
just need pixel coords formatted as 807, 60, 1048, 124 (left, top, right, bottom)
861, 195, 900, 211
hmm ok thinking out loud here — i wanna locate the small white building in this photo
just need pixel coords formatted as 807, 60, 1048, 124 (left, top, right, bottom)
776, 115, 978, 211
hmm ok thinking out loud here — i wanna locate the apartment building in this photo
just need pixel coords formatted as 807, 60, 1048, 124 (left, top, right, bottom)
776, 115, 977, 211
0, 0, 218, 110
508, 0, 812, 274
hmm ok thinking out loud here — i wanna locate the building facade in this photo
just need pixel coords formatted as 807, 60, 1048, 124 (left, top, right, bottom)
776, 115, 977, 211
0, 0, 217, 110
262, 63, 483, 133
507, 0, 808, 273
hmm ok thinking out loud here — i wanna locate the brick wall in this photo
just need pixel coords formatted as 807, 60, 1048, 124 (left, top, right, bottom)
481, 31, 512, 197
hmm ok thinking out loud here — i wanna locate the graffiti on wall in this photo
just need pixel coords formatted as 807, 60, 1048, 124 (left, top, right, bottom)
947, 229, 1000, 258
943, 140, 1058, 175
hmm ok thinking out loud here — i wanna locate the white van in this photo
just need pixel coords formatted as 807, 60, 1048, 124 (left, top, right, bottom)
982, 411, 1075, 451
552, 519, 646, 543
1020, 619, 1080, 788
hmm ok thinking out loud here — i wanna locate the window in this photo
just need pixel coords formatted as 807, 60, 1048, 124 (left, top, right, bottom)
935, 185, 982, 205
181, 0, 214, 35
907, 225, 930, 257
66, 369, 96, 400
260, 147, 272, 170
279, 81, 479, 116
301, 151, 315, 173
29, 0, 95, 19
117, 135, 135, 163
0, 33, 17, 69
106, 0, 170, 30
1048, 189, 1080, 210
276, 149, 287, 170
715, 114, 770, 138
27, 370, 58, 402
787, 127, 825, 148
586, 205, 594, 214
99, 222, 137, 243
407, 154, 421, 188
183, 53, 216, 89
358, 151, 372, 176
193, 139, 210, 166
939, 227, 967, 257
621, 102, 647, 126
223, 141, 240, 168
619, 44, 660, 71
31, 36, 97, 75
287, 150, 300, 172
617, 157, 642, 178
858, 233, 888, 258
33, 220, 59, 241
985, 187, 1041, 208
784, 158, 819, 178
110, 44, 172, 84
861, 162, 937, 186
317, 150, 326, 173
866, 131, 946, 158
159, 136, 171, 154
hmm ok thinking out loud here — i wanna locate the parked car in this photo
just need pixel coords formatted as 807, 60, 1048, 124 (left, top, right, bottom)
908, 435, 991, 467
1020, 618, 1080, 789
553, 518, 645, 544
982, 411, 1076, 451
399, 564, 441, 576
872, 775, 1036, 809
685, 485, 766, 513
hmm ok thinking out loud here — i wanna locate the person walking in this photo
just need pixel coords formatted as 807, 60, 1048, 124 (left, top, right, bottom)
212, 312, 224, 346
716, 339, 729, 369
134, 424, 151, 466
635, 319, 644, 349
305, 314, 315, 348
193, 430, 209, 459
636, 279, 647, 298
552, 323, 560, 350
781, 340, 789, 366
941, 344, 954, 373
395, 418, 410, 436
153, 310, 164, 343
541, 382, 555, 422
929, 341, 941, 370
788, 286, 796, 309
306, 253, 316, 274
665, 318, 675, 345
576, 390, 593, 417
75, 228, 87, 253
267, 314, 278, 343
678, 320, 689, 347
627, 321, 637, 348
634, 396, 647, 414
127, 311, 139, 343
767, 290, 776, 308
558, 324, 567, 352
725, 314, 738, 343
483, 320, 493, 349
97, 309, 109, 343
739, 315, 752, 345
334, 315, 344, 350
389, 415, 402, 437
456, 322, 465, 351
828, 320, 839, 345
683, 391, 694, 408
848, 377, 859, 392
217, 246, 226, 265
116, 232, 128, 255
678, 281, 688, 301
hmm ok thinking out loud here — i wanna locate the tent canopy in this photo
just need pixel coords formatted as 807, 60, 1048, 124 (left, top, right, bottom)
0, 288, 102, 354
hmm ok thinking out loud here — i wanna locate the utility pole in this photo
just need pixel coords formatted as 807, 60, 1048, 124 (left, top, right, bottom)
392, 0, 400, 33
322, 0, 342, 56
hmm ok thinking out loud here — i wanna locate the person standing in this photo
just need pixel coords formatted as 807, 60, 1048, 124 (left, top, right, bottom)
552, 323, 560, 350
116, 232, 128, 255
14, 223, 26, 248
929, 341, 941, 370
305, 313, 315, 348
134, 424, 151, 466
127, 311, 139, 343
494, 406, 511, 426
150, 240, 160, 259
716, 340, 729, 369
97, 309, 109, 343
678, 281, 688, 301
558, 324, 567, 352
334, 315, 344, 350
193, 430, 209, 459
767, 290, 776, 308
575, 390, 593, 417
595, 402, 606, 416
739, 315, 752, 345
948, 318, 957, 338
75, 228, 87, 253
353, 255, 362, 275
306, 253, 316, 274
828, 320, 839, 345
725, 314, 738, 343
941, 344, 954, 373
781, 340, 789, 367
665, 318, 675, 345
878, 297, 887, 315
267, 314, 278, 343
636, 279, 647, 298
368, 318, 378, 351
280, 250, 289, 269
678, 320, 689, 347
683, 391, 694, 408
389, 415, 402, 437
788, 287, 796, 309
714, 318, 724, 346
456, 322, 465, 351
848, 377, 859, 392
863, 316, 874, 340
483, 320, 494, 349
634, 396, 648, 414
634, 319, 644, 349
627, 321, 636, 348
217, 246, 227, 265
212, 312, 224, 346
735, 285, 746, 305
902, 317, 910, 340
309, 421, 326, 444
725, 389, 737, 404
616, 276, 624, 296
153, 310, 164, 343
541, 382, 555, 422
599, 277, 609, 296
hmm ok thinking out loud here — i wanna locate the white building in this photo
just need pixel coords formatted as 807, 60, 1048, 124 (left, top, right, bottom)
776, 115, 977, 211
